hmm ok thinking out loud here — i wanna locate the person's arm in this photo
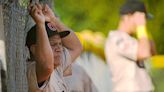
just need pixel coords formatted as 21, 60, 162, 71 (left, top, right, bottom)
137, 30, 151, 61
52, 19, 83, 62
29, 3, 54, 83
137, 35, 157, 60
134, 12, 151, 61
43, 4, 83, 62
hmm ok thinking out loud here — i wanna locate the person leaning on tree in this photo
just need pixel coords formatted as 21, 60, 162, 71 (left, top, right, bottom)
26, 3, 82, 92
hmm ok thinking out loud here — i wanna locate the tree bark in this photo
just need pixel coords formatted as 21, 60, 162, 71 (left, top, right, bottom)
0, 0, 53, 92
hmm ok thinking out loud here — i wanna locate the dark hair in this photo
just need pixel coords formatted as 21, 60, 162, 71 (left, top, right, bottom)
119, 0, 152, 19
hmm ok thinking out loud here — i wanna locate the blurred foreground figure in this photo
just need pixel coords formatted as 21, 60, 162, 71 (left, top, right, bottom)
64, 63, 98, 92
105, 0, 156, 92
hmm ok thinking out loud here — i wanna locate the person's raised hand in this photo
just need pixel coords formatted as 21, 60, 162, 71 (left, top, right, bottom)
133, 11, 146, 26
42, 4, 56, 22
134, 12, 148, 39
29, 3, 45, 25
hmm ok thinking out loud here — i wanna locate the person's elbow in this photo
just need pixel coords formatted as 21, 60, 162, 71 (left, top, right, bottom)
78, 43, 83, 54
36, 61, 54, 83
44, 56, 54, 75
76, 43, 83, 56
37, 55, 54, 76
71, 43, 83, 62
45, 63, 54, 73
137, 50, 151, 61
74, 40, 83, 53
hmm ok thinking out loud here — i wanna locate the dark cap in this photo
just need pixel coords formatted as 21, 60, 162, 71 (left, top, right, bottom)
120, 0, 153, 19
26, 22, 70, 48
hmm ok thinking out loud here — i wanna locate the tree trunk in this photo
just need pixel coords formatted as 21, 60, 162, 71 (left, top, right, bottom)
0, 2, 7, 92
0, 0, 53, 92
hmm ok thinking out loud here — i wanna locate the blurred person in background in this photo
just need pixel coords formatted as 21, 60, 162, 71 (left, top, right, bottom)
105, 0, 156, 92
75, 30, 112, 92
64, 63, 98, 92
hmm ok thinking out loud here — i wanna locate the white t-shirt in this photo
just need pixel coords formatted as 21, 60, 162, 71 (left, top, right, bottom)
27, 48, 72, 92
105, 31, 154, 92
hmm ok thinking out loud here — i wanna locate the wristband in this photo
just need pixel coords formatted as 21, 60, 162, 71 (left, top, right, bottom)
136, 26, 148, 38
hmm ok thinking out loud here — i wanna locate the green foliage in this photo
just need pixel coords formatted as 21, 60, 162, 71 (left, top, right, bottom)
150, 69, 164, 92
54, 0, 123, 34
54, 1, 164, 91
144, 0, 164, 54
54, 0, 164, 54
